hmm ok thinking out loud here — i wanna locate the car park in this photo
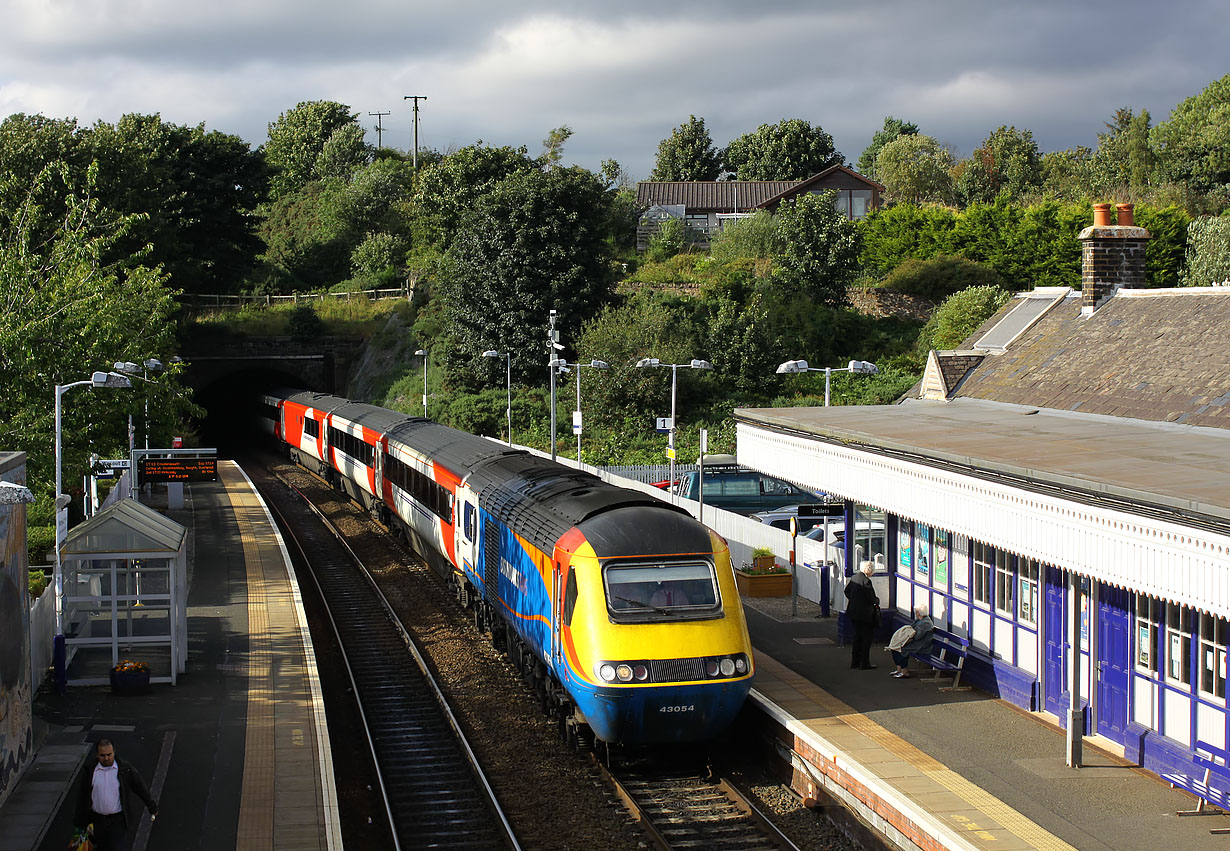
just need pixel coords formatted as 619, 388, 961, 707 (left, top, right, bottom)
671, 454, 823, 516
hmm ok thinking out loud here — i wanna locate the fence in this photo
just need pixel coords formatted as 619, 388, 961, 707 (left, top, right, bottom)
183, 286, 410, 312
599, 464, 695, 484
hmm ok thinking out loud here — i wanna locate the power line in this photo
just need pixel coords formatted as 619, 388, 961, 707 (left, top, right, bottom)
403, 95, 427, 170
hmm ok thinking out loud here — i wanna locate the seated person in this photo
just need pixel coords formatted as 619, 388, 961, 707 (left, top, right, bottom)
890, 604, 935, 678
650, 583, 689, 607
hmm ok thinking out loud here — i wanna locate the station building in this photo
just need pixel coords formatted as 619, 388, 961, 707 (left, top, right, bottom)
735, 207, 1230, 803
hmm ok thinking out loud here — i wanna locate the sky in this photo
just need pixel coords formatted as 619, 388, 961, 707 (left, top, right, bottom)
2, 0, 1226, 181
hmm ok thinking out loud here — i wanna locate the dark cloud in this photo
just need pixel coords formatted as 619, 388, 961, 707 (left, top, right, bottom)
1, 1, 1225, 177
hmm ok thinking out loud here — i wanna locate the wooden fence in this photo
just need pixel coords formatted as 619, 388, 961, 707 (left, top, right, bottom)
183, 286, 410, 311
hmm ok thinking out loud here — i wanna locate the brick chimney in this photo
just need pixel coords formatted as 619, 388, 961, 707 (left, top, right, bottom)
1079, 203, 1151, 316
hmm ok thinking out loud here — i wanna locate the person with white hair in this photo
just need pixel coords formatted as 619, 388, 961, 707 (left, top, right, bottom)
844, 560, 880, 670
889, 604, 935, 678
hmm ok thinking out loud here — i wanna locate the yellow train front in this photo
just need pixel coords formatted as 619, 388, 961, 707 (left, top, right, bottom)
552, 505, 755, 744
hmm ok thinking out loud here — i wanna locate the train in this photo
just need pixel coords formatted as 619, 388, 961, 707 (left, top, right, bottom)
257, 388, 755, 747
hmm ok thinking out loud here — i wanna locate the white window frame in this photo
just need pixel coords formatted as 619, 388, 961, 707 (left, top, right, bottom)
1018, 558, 1040, 626
1166, 604, 1193, 689
994, 550, 1015, 616
972, 541, 992, 607
1199, 613, 1228, 701
1135, 596, 1160, 675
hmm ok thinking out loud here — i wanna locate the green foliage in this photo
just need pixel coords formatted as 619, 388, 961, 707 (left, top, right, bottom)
315, 123, 371, 181
878, 256, 1005, 302
541, 125, 573, 168
1136, 205, 1191, 288
1092, 108, 1157, 194
917, 285, 1012, 355
874, 134, 955, 205
264, 101, 361, 199
858, 204, 960, 276
438, 166, 615, 385
769, 191, 862, 306
722, 119, 843, 181
1040, 147, 1095, 202
410, 142, 540, 252
650, 115, 723, 182
645, 217, 695, 261
708, 211, 780, 262
350, 232, 407, 282
957, 126, 1043, 206
1151, 74, 1230, 195
28, 569, 48, 599
1181, 216, 1230, 286
288, 305, 325, 340
857, 116, 919, 179
257, 182, 349, 288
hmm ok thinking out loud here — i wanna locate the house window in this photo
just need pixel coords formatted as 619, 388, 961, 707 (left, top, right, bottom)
850, 189, 873, 218
994, 551, 1015, 616
1200, 614, 1228, 700
1167, 604, 1193, 686
1136, 596, 1160, 673
972, 541, 993, 606
1018, 559, 1040, 625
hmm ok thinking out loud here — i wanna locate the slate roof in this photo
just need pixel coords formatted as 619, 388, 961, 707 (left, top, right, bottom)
953, 288, 1230, 429
635, 181, 800, 212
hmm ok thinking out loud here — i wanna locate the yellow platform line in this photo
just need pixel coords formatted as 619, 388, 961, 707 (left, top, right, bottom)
755, 653, 1077, 851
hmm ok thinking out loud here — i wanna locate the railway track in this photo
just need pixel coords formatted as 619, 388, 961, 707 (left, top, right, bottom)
600, 756, 802, 850
248, 465, 519, 850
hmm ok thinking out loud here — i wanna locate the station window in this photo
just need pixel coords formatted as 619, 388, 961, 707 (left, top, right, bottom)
1166, 604, 1193, 687
1200, 614, 1228, 700
994, 551, 1015, 616
1018, 559, 1040, 625
1136, 596, 1161, 673
972, 541, 993, 607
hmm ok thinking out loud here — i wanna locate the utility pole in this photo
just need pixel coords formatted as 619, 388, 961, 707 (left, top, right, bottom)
403, 95, 427, 170
368, 111, 390, 148
548, 309, 560, 462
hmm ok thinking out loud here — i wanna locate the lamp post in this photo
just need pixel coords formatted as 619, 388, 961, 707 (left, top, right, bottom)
635, 357, 713, 503
415, 349, 428, 418
115, 358, 163, 448
776, 358, 879, 406
482, 350, 512, 445
550, 359, 609, 466
53, 370, 132, 691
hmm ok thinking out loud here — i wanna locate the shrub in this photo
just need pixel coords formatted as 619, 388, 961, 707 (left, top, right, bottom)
288, 305, 325, 340
916, 285, 1012, 355
29, 569, 48, 599
878, 256, 1005, 302
1181, 216, 1230, 285
645, 218, 697, 262
708, 211, 780, 262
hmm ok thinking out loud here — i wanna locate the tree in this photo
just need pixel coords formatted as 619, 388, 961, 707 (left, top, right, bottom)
874, 134, 955, 205
723, 119, 843, 181
649, 116, 722, 182
438, 166, 615, 385
541, 125, 573, 168
315, 123, 371, 181
410, 143, 540, 251
1151, 74, 1230, 196
1040, 147, 1095, 202
916, 285, 1011, 354
1180, 216, 1230, 286
1092, 108, 1156, 193
956, 126, 1043, 206
264, 101, 361, 199
769, 191, 861, 306
857, 116, 919, 179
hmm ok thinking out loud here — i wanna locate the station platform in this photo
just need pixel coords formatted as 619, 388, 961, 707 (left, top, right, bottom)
742, 595, 1230, 851
3, 462, 340, 851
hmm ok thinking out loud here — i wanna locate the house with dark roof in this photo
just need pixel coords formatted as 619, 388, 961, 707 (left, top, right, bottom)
635, 165, 882, 251
732, 203, 1230, 805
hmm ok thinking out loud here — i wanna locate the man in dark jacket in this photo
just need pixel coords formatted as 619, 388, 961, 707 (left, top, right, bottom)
75, 739, 158, 851
844, 560, 880, 670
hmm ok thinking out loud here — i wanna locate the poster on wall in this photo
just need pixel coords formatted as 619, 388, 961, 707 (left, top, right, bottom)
917, 526, 930, 581
898, 522, 912, 571
935, 529, 949, 587
951, 533, 969, 594
0, 474, 33, 806
1138, 624, 1151, 667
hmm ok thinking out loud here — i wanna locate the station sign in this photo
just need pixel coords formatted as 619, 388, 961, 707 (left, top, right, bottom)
138, 456, 218, 484
655, 417, 673, 433
797, 503, 844, 518
572, 410, 582, 435
91, 458, 131, 479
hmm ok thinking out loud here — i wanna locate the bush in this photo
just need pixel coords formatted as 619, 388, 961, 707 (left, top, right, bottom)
28, 569, 48, 599
878, 256, 1005, 302
288, 305, 325, 340
645, 218, 698, 262
708, 211, 780, 262
916, 285, 1012, 355
1181, 216, 1230, 285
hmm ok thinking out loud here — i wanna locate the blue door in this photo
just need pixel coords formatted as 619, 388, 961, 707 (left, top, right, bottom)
1096, 585, 1131, 742
1044, 567, 1067, 717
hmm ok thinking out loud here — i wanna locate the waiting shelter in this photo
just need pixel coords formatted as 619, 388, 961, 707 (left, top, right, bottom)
60, 498, 187, 685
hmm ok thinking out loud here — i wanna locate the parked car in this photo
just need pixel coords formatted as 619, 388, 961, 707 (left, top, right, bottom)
750, 502, 844, 534
672, 455, 823, 516
804, 519, 888, 569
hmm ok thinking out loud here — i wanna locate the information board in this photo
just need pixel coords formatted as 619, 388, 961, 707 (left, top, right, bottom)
139, 456, 218, 483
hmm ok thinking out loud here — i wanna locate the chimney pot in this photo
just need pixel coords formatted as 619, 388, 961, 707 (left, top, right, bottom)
1092, 203, 1112, 227
1116, 203, 1135, 227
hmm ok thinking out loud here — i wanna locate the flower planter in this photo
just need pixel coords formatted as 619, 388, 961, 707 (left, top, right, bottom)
109, 670, 151, 694
735, 568, 793, 598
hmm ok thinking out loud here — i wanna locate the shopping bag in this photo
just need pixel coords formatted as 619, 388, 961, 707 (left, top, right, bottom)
68, 826, 94, 851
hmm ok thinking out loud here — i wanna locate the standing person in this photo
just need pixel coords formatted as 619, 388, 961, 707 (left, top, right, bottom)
75, 739, 158, 851
844, 560, 880, 670
891, 605, 935, 678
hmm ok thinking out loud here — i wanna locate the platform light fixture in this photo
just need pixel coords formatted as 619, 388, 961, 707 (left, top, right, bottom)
414, 349, 428, 418
635, 358, 713, 503
776, 358, 878, 407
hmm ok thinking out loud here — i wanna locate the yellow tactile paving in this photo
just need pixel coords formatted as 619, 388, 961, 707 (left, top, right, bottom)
220, 463, 339, 851
753, 653, 1078, 851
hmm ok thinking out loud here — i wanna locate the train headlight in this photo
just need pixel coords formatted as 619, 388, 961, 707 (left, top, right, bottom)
734, 655, 748, 674
719, 658, 736, 676
599, 663, 616, 683
616, 664, 634, 682
706, 660, 720, 677
633, 664, 649, 682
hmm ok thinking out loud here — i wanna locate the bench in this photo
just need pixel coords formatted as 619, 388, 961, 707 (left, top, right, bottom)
1176, 740, 1230, 832
912, 633, 972, 691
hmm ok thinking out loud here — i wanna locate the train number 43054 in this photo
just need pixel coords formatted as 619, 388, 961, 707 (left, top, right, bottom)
658, 705, 695, 713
